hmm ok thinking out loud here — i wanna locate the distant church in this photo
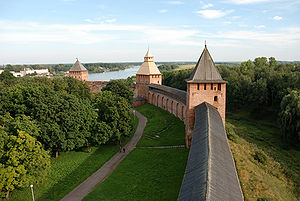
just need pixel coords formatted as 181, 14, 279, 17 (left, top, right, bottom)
135, 44, 226, 147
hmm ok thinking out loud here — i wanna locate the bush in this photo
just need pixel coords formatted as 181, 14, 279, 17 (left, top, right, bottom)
225, 123, 238, 143
253, 150, 268, 164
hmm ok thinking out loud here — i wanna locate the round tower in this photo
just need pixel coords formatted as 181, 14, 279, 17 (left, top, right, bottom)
136, 48, 162, 99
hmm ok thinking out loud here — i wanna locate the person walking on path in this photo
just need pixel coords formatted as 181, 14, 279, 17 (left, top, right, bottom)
123, 147, 126, 153
60, 110, 147, 201
119, 146, 122, 153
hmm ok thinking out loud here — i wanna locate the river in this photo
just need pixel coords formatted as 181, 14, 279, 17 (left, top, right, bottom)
88, 66, 140, 81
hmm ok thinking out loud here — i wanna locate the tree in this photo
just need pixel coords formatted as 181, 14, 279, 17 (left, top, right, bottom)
0, 70, 17, 87
0, 130, 50, 199
102, 79, 134, 104
254, 57, 268, 68
0, 83, 96, 157
279, 90, 300, 144
93, 91, 132, 142
269, 57, 277, 68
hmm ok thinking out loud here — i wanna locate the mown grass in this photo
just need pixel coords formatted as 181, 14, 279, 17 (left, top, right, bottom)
84, 103, 188, 201
135, 103, 186, 147
227, 110, 300, 201
10, 113, 139, 201
83, 148, 189, 201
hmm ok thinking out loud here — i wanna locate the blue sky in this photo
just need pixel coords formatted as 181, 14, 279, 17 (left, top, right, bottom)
0, 0, 300, 64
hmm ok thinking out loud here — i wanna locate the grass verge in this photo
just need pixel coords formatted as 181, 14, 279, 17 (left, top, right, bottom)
10, 112, 139, 201
135, 103, 185, 147
84, 103, 188, 201
83, 148, 189, 201
227, 110, 300, 201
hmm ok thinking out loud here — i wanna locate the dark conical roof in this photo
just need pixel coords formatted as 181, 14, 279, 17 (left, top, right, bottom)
186, 45, 225, 83
69, 58, 88, 72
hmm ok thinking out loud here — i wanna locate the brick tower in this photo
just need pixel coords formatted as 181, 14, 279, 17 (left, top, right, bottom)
68, 58, 88, 81
136, 48, 162, 99
185, 44, 227, 147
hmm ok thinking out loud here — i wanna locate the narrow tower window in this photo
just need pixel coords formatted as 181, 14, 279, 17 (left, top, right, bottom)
204, 84, 206, 90
211, 83, 213, 90
197, 83, 199, 90
218, 83, 221, 91
214, 96, 218, 102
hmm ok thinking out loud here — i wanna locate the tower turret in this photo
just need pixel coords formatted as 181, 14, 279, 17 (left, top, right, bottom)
136, 48, 162, 99
68, 58, 88, 81
185, 44, 227, 147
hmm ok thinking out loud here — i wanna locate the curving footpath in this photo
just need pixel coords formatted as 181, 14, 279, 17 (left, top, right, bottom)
60, 110, 147, 201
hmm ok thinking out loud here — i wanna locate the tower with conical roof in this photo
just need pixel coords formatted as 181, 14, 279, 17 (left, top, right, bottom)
185, 44, 227, 146
136, 48, 162, 99
68, 58, 88, 81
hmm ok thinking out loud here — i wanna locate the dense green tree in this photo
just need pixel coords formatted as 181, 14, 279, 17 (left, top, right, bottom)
158, 64, 179, 71
0, 70, 17, 87
0, 130, 50, 199
0, 83, 95, 157
279, 90, 300, 143
102, 79, 134, 104
254, 57, 268, 68
93, 91, 132, 142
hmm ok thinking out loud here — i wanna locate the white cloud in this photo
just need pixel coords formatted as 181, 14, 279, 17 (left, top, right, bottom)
273, 16, 283, 20
84, 19, 94, 23
254, 25, 265, 28
159, 9, 168, 13
225, 0, 271, 4
201, 3, 213, 9
224, 21, 232, 25
195, 9, 234, 19
106, 18, 116, 23
0, 20, 199, 46
167, 1, 184, 5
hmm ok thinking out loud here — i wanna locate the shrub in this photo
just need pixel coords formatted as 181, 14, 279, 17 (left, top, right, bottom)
253, 150, 268, 164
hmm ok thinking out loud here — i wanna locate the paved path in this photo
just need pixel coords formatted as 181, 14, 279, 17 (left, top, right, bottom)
138, 145, 185, 149
60, 110, 147, 201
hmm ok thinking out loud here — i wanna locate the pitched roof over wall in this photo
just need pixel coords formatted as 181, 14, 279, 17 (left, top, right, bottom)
178, 102, 243, 201
69, 58, 88, 72
148, 84, 186, 105
186, 45, 226, 83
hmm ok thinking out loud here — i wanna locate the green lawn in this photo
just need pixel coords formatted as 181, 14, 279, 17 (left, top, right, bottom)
135, 103, 186, 147
10, 113, 139, 201
227, 110, 300, 201
83, 148, 189, 201
84, 103, 188, 201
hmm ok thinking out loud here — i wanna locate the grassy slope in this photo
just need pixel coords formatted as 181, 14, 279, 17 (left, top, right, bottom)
84, 103, 189, 201
136, 103, 186, 147
10, 114, 139, 201
227, 110, 300, 201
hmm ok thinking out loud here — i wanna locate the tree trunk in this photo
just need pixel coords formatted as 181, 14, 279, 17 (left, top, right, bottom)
86, 141, 91, 153
5, 191, 9, 200
55, 144, 59, 158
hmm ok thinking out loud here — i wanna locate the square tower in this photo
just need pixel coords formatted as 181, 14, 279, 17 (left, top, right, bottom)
185, 44, 227, 146
136, 48, 162, 99
68, 58, 88, 81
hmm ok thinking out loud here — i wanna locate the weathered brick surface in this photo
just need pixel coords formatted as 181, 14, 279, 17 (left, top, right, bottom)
68, 71, 88, 82
87, 81, 109, 93
186, 83, 226, 146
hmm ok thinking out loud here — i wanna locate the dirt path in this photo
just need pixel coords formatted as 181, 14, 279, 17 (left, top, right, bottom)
60, 110, 147, 201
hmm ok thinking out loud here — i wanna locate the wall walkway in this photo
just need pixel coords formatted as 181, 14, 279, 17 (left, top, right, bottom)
178, 102, 243, 201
